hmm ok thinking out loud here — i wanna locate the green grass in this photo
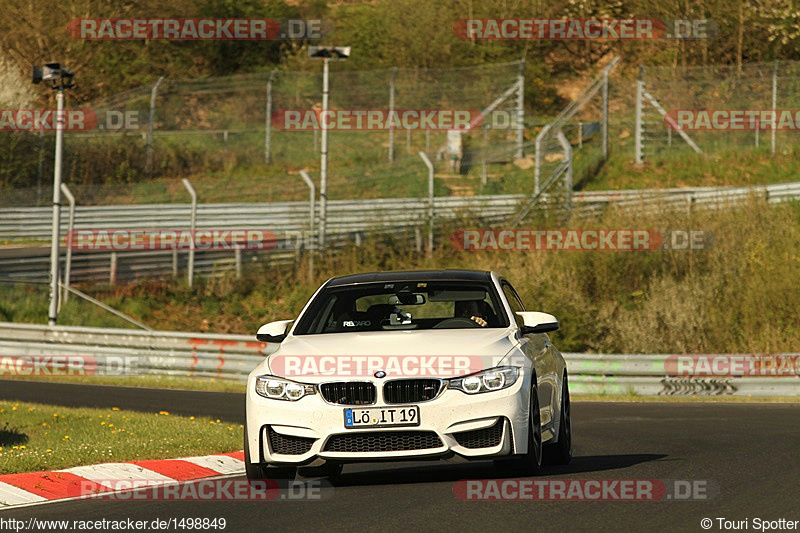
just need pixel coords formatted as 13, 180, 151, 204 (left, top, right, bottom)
585, 144, 800, 191
0, 401, 243, 474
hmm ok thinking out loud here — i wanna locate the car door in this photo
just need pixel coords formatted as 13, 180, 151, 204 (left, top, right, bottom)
500, 280, 559, 430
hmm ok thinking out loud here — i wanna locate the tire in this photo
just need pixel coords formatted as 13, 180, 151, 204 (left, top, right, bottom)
494, 383, 542, 475
244, 425, 297, 481
544, 374, 572, 465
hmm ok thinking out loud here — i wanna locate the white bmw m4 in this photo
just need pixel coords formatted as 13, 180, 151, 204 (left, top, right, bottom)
244, 270, 571, 480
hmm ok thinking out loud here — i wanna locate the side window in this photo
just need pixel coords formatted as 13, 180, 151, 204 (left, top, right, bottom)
501, 282, 525, 327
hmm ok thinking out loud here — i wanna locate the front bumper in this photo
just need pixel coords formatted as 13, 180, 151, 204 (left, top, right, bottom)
245, 377, 531, 466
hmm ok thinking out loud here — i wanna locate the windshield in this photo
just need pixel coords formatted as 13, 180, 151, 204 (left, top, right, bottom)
293, 280, 509, 335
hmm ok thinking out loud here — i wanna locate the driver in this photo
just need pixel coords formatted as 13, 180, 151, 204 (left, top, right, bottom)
455, 300, 488, 327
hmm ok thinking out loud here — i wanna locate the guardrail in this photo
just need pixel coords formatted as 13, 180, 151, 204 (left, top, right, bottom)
4, 182, 800, 241
0, 322, 275, 381
2, 181, 800, 283
565, 353, 800, 397
0, 322, 797, 397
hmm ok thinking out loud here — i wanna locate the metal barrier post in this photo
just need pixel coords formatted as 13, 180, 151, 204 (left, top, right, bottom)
602, 63, 609, 159
388, 68, 397, 162
265, 70, 276, 164
516, 58, 525, 159
419, 152, 435, 256
771, 61, 778, 155
557, 131, 573, 212
60, 184, 75, 304
182, 178, 197, 287
635, 68, 644, 164
299, 170, 316, 281
146, 76, 165, 175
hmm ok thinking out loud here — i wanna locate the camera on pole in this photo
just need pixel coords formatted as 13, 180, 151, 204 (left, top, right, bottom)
32, 62, 75, 90
32, 62, 75, 325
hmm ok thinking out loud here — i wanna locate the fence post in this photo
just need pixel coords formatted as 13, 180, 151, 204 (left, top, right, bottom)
235, 247, 242, 279
146, 76, 165, 176
37, 130, 44, 205
516, 58, 525, 159
60, 184, 75, 304
602, 63, 609, 160
771, 60, 778, 155
481, 128, 488, 186
419, 152, 435, 257
557, 131, 573, 213
299, 170, 316, 281
110, 252, 118, 286
182, 178, 197, 287
265, 70, 276, 164
533, 124, 550, 195
634, 67, 644, 164
388, 68, 397, 162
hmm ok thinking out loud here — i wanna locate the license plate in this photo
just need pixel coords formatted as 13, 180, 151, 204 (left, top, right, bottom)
344, 406, 420, 428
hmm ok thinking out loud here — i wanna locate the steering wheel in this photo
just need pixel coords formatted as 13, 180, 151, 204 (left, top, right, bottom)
432, 317, 482, 329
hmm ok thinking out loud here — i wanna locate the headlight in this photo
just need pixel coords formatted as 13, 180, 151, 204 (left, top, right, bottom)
255, 376, 315, 401
449, 367, 520, 394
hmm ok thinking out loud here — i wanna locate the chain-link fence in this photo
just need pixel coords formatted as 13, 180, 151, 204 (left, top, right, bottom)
635, 61, 800, 162
510, 57, 620, 224
1, 61, 526, 207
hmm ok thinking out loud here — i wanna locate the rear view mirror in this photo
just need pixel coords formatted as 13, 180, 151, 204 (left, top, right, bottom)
256, 320, 293, 343
516, 312, 559, 334
389, 293, 426, 305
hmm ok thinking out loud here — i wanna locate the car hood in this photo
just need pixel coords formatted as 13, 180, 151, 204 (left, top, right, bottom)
258, 328, 520, 381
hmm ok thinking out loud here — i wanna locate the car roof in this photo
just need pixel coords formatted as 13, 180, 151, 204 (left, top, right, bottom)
326, 269, 495, 287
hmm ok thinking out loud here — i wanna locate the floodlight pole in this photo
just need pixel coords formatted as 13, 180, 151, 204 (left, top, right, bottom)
47, 89, 65, 325
319, 57, 330, 248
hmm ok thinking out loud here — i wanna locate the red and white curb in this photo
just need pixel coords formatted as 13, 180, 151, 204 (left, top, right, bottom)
0, 451, 244, 510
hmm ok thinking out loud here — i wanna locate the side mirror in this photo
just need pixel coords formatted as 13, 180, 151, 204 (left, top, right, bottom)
516, 312, 559, 334
256, 320, 293, 343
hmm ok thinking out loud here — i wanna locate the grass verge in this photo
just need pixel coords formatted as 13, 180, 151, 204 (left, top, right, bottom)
0, 401, 242, 475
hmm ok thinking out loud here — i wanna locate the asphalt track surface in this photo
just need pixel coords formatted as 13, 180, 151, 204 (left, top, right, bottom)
1, 380, 799, 533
